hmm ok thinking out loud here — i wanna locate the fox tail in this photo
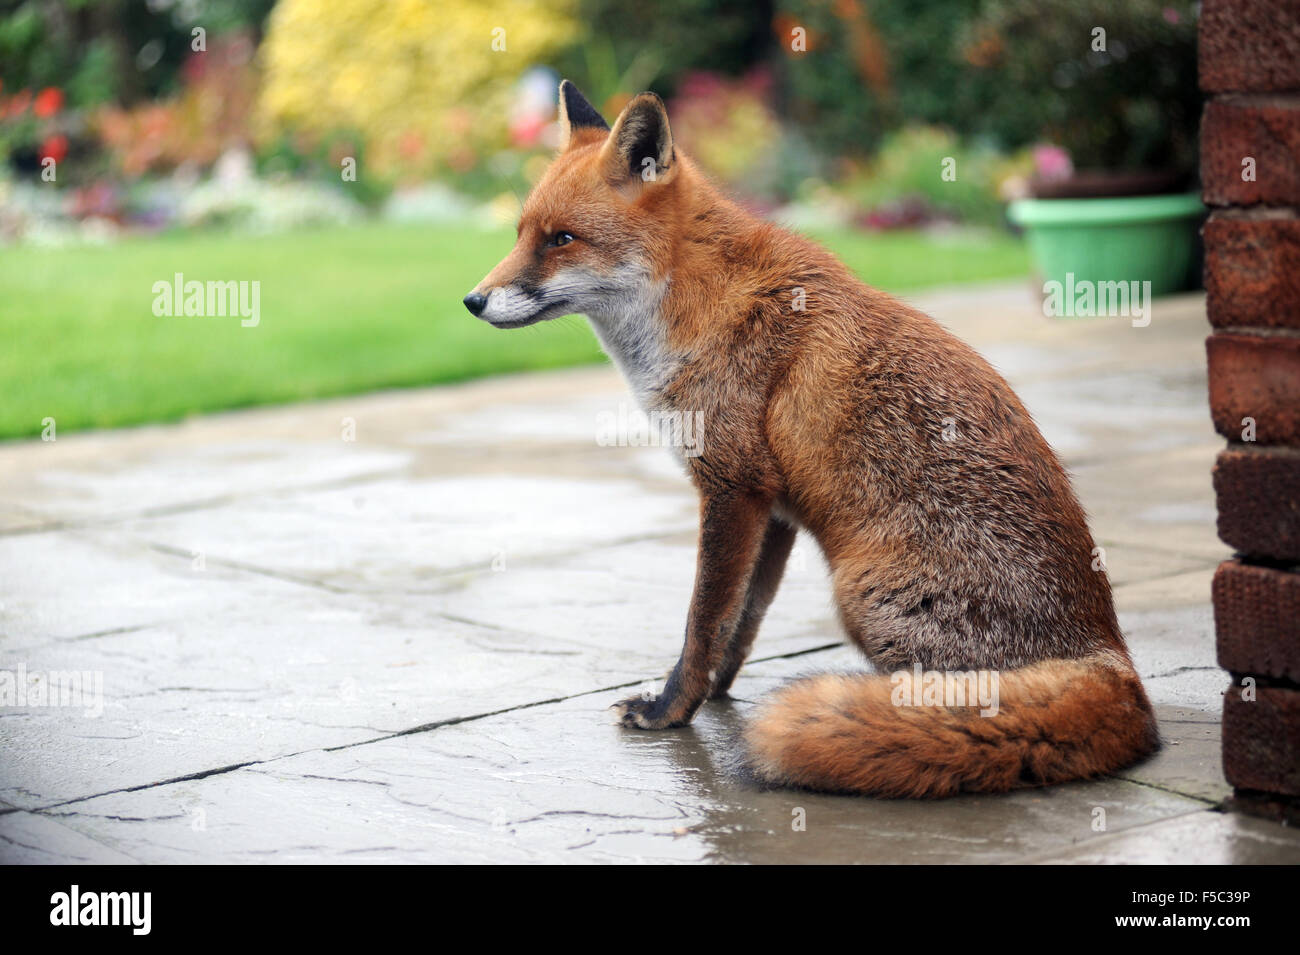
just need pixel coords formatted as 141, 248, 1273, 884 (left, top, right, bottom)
743, 651, 1159, 798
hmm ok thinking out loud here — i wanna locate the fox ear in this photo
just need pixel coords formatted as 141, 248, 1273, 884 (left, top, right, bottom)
601, 92, 676, 188
557, 80, 609, 150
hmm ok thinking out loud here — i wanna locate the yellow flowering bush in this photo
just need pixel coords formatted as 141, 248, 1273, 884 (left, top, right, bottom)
257, 0, 579, 176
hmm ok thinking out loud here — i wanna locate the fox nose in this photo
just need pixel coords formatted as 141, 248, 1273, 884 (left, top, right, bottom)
463, 291, 487, 316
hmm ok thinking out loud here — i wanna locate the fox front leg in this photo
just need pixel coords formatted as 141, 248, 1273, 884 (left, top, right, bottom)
709, 515, 797, 699
614, 490, 772, 729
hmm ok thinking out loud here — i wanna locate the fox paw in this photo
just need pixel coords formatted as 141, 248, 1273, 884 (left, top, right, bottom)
611, 694, 686, 730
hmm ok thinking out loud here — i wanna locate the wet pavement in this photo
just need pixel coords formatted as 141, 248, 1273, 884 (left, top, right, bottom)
3, 282, 1298, 863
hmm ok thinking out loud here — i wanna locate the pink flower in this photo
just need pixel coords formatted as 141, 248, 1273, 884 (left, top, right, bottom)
1033, 144, 1074, 181
510, 114, 546, 148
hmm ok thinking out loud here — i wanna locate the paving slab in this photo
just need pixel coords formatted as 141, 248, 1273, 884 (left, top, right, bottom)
1075, 450, 1228, 565
1119, 602, 1225, 711
2, 283, 1293, 864
1023, 809, 1300, 864
0, 809, 142, 864
0, 437, 412, 530
115, 473, 697, 592
1116, 706, 1230, 805
1, 526, 311, 646
0, 579, 676, 810
0, 679, 1213, 865
435, 532, 837, 658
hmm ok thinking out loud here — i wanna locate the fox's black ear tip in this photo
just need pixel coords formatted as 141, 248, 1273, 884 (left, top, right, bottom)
559, 79, 610, 132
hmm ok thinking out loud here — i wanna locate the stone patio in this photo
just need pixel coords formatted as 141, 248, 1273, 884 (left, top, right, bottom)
3, 282, 1298, 864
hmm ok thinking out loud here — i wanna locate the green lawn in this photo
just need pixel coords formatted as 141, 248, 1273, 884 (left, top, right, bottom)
0, 222, 1028, 439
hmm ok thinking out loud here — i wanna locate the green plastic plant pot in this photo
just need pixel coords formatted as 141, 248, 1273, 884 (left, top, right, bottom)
1007, 193, 1204, 305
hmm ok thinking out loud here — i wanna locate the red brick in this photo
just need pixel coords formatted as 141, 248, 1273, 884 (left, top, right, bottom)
1213, 448, 1300, 560
1206, 333, 1300, 444
1222, 684, 1300, 796
1204, 216, 1300, 330
1202, 98, 1300, 206
1200, 0, 1300, 93
1214, 559, 1300, 681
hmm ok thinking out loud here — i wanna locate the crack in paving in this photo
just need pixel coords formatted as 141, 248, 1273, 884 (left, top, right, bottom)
145, 541, 356, 595
47, 811, 189, 824
434, 612, 584, 646
140, 527, 692, 601
1111, 562, 1224, 592
0, 830, 96, 861
64, 623, 153, 643
1110, 774, 1223, 807
1, 622, 157, 654
16, 640, 844, 816
123, 523, 1222, 618
1007, 806, 1222, 864
1144, 665, 1223, 680
24, 759, 274, 815
415, 529, 694, 582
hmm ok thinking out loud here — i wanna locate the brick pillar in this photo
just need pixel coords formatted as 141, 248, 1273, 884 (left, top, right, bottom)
1201, 0, 1300, 822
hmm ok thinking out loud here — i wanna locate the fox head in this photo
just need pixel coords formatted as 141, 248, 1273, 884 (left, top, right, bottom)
463, 80, 681, 329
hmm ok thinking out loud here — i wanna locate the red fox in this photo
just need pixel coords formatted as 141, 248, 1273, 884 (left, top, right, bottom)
464, 81, 1160, 797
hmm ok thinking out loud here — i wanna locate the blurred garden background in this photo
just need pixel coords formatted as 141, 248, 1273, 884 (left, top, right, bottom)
0, 0, 1200, 439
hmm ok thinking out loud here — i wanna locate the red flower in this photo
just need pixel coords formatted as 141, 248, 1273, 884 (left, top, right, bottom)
40, 134, 68, 164
33, 86, 63, 118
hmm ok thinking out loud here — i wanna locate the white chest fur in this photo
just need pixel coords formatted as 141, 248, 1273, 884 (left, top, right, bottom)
584, 269, 677, 411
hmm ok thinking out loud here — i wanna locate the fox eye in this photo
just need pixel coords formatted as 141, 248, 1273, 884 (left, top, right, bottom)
548, 231, 575, 248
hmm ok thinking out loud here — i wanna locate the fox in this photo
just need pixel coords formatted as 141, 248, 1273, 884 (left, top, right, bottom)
463, 80, 1160, 798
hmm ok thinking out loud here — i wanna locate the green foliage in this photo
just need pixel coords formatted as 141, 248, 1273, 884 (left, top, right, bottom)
960, 0, 1199, 176
256, 129, 390, 208
845, 126, 1006, 225
557, 0, 773, 103
758, 0, 1198, 177
0, 0, 274, 108
774, 0, 997, 160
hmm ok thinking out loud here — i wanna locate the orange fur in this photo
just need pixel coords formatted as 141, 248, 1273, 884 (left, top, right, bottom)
745, 653, 1159, 797
466, 83, 1162, 795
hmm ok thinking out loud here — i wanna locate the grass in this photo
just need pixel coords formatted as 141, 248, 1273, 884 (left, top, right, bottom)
0, 221, 1029, 440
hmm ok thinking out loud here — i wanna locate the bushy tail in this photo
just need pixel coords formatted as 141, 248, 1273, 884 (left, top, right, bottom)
743, 652, 1159, 798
